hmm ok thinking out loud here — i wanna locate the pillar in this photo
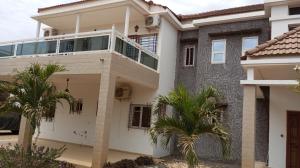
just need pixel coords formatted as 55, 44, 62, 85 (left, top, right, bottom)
124, 6, 130, 37
75, 14, 80, 34
92, 70, 116, 168
241, 85, 256, 168
36, 21, 41, 39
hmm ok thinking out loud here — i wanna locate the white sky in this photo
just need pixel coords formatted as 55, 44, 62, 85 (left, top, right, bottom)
0, 0, 262, 41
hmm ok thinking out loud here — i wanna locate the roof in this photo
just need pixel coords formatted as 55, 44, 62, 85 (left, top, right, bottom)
38, 1, 264, 23
178, 4, 264, 21
242, 26, 300, 60
38, 0, 168, 13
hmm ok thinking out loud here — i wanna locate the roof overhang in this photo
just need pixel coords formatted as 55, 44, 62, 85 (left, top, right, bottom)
193, 10, 266, 27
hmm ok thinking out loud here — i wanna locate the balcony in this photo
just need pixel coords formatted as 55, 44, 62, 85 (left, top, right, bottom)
0, 28, 158, 71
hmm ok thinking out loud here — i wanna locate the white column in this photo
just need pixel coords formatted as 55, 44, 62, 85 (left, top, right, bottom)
124, 6, 131, 37
36, 21, 41, 39
75, 14, 81, 34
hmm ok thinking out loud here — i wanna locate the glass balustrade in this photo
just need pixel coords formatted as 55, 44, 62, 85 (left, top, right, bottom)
16, 41, 57, 56
115, 37, 139, 61
0, 45, 15, 57
59, 35, 109, 53
140, 51, 158, 70
0, 32, 158, 71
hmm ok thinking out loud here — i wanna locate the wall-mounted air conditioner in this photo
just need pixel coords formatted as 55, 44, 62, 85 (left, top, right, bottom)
145, 15, 161, 29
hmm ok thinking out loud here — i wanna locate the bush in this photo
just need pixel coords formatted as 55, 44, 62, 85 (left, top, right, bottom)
0, 144, 75, 168
103, 159, 138, 168
135, 156, 154, 166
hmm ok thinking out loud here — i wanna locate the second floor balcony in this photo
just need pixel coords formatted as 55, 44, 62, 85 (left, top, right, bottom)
0, 28, 158, 71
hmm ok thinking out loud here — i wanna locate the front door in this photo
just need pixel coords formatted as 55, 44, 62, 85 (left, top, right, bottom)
287, 111, 300, 168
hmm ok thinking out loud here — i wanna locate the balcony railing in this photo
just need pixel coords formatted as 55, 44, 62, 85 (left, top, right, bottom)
0, 29, 158, 71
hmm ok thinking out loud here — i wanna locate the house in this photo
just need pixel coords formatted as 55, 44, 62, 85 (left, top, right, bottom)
1, 0, 300, 168
241, 0, 300, 168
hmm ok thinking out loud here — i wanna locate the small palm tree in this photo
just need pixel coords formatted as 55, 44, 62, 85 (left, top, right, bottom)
150, 85, 230, 168
0, 63, 73, 151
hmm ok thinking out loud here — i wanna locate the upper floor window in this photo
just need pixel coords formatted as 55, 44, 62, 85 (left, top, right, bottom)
289, 7, 300, 15
184, 45, 195, 67
129, 34, 158, 53
211, 40, 226, 64
242, 36, 258, 55
129, 104, 152, 129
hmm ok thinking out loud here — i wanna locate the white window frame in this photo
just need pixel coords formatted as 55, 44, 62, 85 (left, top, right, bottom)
211, 39, 226, 64
242, 36, 258, 55
129, 104, 152, 129
183, 45, 195, 67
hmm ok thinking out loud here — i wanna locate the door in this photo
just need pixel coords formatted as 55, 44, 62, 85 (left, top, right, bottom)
287, 111, 300, 168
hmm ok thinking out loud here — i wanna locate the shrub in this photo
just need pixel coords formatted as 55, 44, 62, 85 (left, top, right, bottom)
103, 159, 137, 168
0, 144, 75, 168
135, 156, 154, 166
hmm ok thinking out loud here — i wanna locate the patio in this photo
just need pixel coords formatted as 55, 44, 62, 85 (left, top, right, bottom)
0, 132, 141, 168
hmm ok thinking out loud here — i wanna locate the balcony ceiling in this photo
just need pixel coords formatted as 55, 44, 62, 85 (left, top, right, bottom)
38, 6, 145, 30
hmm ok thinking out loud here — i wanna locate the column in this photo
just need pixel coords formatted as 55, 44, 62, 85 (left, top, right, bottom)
241, 85, 256, 168
36, 21, 41, 39
92, 71, 116, 168
75, 14, 80, 34
18, 116, 33, 152
124, 6, 130, 37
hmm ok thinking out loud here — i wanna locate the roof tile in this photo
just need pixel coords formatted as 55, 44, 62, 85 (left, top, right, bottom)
242, 26, 300, 60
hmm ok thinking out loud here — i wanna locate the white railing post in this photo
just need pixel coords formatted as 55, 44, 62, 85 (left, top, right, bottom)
13, 43, 18, 57
110, 25, 116, 53
56, 40, 60, 55
138, 49, 142, 63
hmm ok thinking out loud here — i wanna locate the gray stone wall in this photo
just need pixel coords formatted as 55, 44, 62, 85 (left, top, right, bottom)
175, 19, 270, 162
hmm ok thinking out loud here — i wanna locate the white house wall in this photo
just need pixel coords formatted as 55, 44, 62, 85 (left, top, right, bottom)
152, 17, 178, 157
270, 5, 300, 38
38, 81, 100, 146
269, 86, 300, 168
109, 83, 156, 155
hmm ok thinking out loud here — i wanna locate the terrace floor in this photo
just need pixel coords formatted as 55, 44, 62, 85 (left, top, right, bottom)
0, 131, 140, 168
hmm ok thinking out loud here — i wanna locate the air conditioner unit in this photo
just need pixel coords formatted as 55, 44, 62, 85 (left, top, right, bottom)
115, 85, 132, 100
145, 15, 161, 29
43, 28, 58, 37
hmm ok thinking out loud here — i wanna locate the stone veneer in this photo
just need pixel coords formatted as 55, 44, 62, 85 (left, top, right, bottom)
175, 19, 270, 162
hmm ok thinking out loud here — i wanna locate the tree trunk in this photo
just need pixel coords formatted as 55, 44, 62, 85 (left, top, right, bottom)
18, 116, 33, 152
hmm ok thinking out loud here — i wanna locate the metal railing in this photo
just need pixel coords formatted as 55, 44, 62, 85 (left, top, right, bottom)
0, 28, 159, 71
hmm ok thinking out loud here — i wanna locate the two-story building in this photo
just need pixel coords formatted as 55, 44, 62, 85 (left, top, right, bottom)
2, 0, 300, 168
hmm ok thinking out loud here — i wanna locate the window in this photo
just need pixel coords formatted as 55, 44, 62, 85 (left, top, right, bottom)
129, 34, 158, 53
242, 36, 258, 55
70, 98, 83, 114
289, 7, 300, 15
211, 40, 226, 64
183, 45, 195, 67
129, 104, 152, 129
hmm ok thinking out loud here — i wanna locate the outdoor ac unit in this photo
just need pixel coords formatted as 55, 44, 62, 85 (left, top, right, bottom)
43, 28, 58, 37
115, 85, 132, 100
145, 15, 161, 29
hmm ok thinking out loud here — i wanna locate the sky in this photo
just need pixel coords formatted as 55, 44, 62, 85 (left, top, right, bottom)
0, 0, 262, 41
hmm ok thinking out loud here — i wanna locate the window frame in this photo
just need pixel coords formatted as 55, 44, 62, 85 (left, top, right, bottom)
242, 36, 258, 55
211, 39, 226, 64
183, 45, 196, 67
129, 104, 152, 129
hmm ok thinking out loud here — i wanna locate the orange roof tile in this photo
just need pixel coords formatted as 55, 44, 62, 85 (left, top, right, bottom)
242, 27, 300, 60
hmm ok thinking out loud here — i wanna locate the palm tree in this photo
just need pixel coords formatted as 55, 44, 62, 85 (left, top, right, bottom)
0, 63, 73, 151
150, 85, 230, 168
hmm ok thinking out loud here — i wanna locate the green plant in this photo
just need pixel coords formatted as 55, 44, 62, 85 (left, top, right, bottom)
150, 85, 230, 168
0, 144, 74, 168
0, 63, 73, 151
